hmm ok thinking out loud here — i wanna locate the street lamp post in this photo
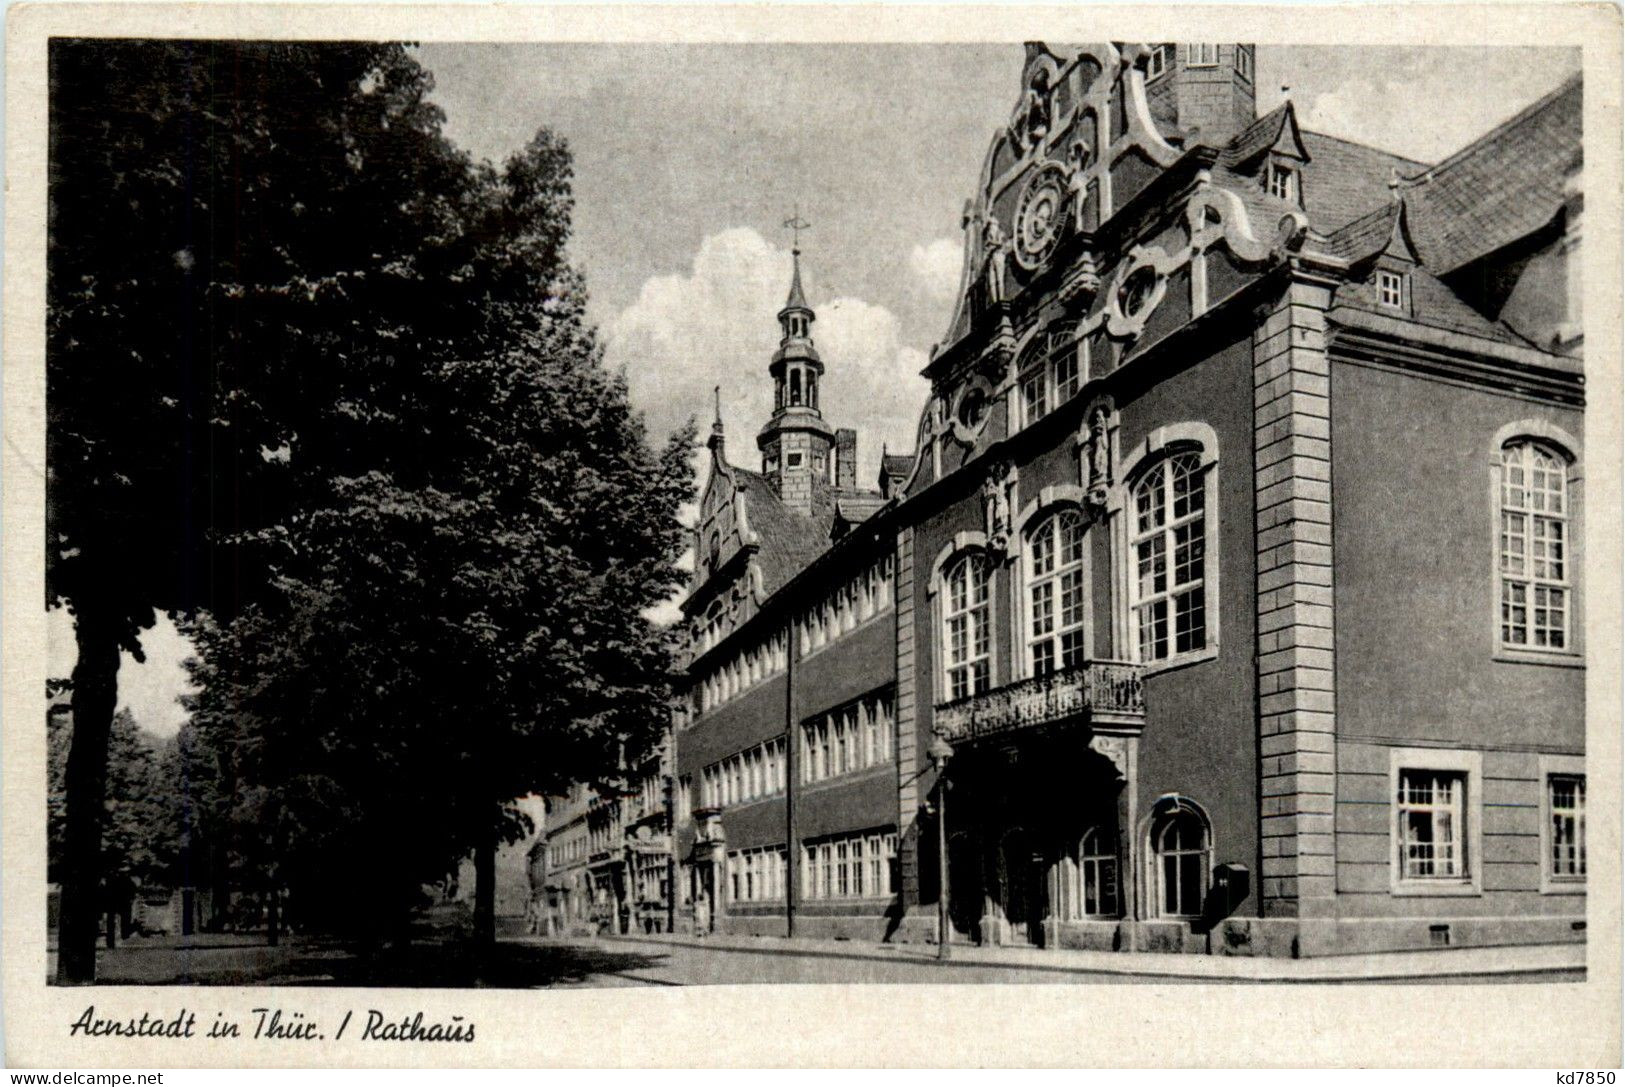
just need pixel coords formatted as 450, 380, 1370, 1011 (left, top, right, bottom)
927, 733, 954, 962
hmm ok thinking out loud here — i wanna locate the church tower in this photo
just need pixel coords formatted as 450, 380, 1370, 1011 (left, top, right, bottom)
757, 244, 838, 516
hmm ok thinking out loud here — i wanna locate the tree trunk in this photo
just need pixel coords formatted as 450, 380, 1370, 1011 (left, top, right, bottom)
56, 607, 121, 984
473, 830, 496, 948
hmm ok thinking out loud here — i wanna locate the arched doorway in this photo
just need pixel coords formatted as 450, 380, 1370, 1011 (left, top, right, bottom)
996, 827, 1047, 946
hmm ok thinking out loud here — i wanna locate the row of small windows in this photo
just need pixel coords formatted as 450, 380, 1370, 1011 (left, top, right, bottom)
587, 815, 618, 855
804, 830, 899, 900
633, 852, 670, 905
551, 828, 589, 866
1145, 44, 1253, 81
1396, 765, 1585, 885
700, 737, 788, 811
727, 846, 789, 903
694, 627, 788, 717
722, 832, 901, 903
797, 553, 895, 656
801, 690, 895, 785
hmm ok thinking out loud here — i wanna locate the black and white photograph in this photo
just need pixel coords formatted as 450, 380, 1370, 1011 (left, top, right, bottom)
4, 3, 1620, 1070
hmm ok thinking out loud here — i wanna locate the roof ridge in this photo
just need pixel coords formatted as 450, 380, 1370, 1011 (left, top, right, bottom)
1397, 73, 1580, 186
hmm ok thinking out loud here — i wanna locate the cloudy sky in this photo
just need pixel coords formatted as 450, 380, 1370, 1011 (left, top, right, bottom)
50, 42, 1579, 736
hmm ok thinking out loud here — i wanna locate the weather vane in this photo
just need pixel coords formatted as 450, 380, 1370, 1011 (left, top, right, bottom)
783, 205, 811, 251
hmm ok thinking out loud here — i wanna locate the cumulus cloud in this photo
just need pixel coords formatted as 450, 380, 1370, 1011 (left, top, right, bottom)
604, 227, 931, 492
908, 237, 964, 304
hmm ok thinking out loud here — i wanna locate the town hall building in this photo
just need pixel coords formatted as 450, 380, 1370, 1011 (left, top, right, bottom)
539, 41, 1584, 957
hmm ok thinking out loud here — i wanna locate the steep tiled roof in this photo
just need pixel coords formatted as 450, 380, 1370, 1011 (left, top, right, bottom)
831, 494, 887, 537
1220, 103, 1296, 167
881, 453, 913, 477
1298, 130, 1429, 233
1322, 202, 1401, 261
1397, 75, 1580, 274
733, 468, 831, 596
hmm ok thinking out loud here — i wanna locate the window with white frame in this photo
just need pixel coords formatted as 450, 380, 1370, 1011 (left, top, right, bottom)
1021, 363, 1048, 426
1548, 773, 1586, 882
1377, 269, 1406, 310
1267, 162, 1298, 204
1024, 508, 1088, 675
1396, 769, 1467, 881
1186, 43, 1218, 67
1234, 45, 1253, 80
1151, 807, 1209, 918
1131, 452, 1208, 663
942, 552, 992, 701
1057, 825, 1119, 919
1500, 440, 1571, 651
1145, 44, 1176, 81
802, 830, 898, 900
1052, 337, 1085, 406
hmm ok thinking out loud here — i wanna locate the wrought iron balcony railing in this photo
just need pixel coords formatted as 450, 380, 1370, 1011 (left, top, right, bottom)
933, 660, 1145, 744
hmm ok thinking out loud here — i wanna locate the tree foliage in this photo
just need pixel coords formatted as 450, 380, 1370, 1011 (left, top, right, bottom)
48, 38, 692, 962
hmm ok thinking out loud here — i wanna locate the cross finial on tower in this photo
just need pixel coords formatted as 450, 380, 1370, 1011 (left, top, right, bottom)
783, 205, 812, 252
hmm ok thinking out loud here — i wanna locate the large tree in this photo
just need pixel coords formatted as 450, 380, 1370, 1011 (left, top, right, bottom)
48, 40, 686, 979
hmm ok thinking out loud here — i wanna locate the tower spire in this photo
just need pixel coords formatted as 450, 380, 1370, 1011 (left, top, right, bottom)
781, 208, 813, 317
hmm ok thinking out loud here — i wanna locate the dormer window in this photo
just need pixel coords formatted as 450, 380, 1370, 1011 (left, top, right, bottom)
1267, 162, 1299, 204
1378, 269, 1407, 310
1145, 44, 1176, 81
1186, 43, 1218, 68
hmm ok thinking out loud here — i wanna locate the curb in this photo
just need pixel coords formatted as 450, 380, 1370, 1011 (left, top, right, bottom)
596, 933, 1585, 983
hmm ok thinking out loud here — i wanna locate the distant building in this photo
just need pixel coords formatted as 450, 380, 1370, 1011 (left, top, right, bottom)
533, 741, 675, 937
564, 43, 1584, 957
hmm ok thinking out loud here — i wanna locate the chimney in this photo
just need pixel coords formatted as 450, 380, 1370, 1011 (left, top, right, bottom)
835, 428, 858, 490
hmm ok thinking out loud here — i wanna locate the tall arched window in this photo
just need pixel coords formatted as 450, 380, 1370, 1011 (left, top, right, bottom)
1500, 440, 1569, 650
1131, 451, 1206, 662
942, 552, 991, 701
1151, 806, 1210, 919
1024, 508, 1087, 675
1078, 826, 1118, 918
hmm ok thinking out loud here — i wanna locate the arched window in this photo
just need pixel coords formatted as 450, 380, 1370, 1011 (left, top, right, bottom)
790, 368, 803, 406
1499, 440, 1570, 650
1151, 806, 1210, 919
1130, 451, 1207, 662
1079, 826, 1118, 918
942, 552, 992, 702
1024, 508, 1087, 675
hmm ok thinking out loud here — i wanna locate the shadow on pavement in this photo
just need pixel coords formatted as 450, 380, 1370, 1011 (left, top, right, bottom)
51, 936, 676, 989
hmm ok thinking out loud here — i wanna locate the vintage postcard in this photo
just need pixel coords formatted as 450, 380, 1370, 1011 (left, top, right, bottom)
3, 2, 1621, 1069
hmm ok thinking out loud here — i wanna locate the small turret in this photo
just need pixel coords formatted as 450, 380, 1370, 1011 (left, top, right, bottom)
757, 233, 837, 517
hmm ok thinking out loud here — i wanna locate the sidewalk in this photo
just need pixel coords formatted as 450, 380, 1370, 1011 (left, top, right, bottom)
605, 930, 1585, 982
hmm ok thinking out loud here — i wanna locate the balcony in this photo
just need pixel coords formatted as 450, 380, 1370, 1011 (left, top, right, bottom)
933, 660, 1145, 744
